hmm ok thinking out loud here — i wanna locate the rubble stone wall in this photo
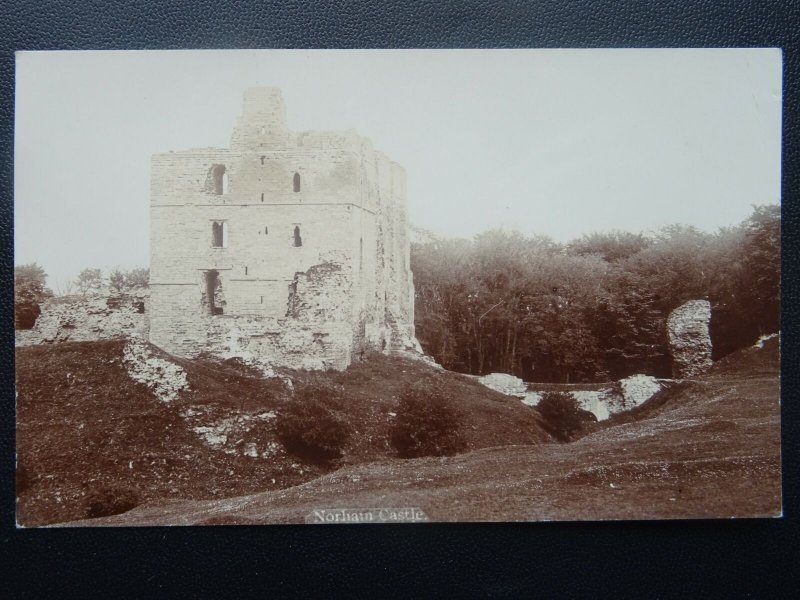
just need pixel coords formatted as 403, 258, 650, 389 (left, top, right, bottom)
15, 290, 149, 347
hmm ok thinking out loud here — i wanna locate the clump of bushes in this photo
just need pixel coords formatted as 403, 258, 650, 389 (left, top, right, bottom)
84, 484, 141, 519
276, 385, 353, 463
536, 391, 597, 442
390, 381, 467, 458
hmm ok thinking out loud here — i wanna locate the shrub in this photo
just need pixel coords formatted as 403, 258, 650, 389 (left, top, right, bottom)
536, 391, 597, 442
84, 484, 141, 519
276, 385, 353, 463
14, 302, 40, 330
390, 381, 467, 458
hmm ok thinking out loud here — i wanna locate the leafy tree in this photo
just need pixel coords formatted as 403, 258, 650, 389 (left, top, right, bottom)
592, 269, 668, 378
108, 267, 150, 294
740, 204, 780, 335
109, 268, 126, 293
14, 263, 52, 330
623, 224, 713, 313
568, 230, 652, 263
75, 268, 103, 295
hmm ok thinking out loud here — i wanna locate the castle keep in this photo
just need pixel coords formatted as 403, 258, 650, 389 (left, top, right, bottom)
149, 88, 418, 370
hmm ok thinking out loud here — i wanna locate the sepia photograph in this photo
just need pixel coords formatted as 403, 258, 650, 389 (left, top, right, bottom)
14, 48, 782, 526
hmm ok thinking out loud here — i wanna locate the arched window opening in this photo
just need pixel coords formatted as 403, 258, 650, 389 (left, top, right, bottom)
293, 172, 301, 192
293, 225, 302, 247
211, 220, 228, 248
210, 164, 227, 195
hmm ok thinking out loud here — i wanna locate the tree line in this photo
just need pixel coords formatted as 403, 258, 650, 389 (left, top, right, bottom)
411, 204, 780, 383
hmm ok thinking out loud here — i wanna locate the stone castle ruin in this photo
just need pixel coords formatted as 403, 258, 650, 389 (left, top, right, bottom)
148, 88, 419, 370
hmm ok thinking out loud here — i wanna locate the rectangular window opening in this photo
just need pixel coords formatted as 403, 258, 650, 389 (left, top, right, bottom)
211, 221, 228, 248
204, 270, 224, 316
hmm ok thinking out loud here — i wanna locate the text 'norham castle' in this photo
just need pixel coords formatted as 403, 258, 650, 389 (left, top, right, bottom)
149, 88, 418, 370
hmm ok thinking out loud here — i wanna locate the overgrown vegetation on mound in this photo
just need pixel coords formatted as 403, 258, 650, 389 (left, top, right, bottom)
536, 392, 597, 442
276, 385, 353, 463
15, 341, 552, 527
390, 382, 466, 458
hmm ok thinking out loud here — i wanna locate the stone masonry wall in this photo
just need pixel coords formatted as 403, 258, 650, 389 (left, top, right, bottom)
149, 87, 416, 369
666, 299, 713, 378
15, 290, 149, 347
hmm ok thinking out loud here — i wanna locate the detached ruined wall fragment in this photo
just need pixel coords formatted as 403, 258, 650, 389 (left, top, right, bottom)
666, 299, 713, 378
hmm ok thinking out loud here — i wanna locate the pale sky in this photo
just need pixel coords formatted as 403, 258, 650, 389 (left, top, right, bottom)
14, 49, 782, 292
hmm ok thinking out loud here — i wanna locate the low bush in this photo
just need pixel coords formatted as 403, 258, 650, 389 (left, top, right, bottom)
84, 484, 141, 519
536, 391, 597, 442
276, 385, 353, 463
390, 381, 467, 458
14, 302, 41, 330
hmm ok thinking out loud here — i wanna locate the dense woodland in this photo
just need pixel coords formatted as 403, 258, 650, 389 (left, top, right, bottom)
412, 204, 780, 383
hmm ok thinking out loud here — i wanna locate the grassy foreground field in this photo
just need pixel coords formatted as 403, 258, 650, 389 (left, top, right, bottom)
16, 337, 780, 526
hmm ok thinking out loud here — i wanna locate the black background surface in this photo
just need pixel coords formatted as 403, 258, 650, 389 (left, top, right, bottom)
1, 1, 798, 597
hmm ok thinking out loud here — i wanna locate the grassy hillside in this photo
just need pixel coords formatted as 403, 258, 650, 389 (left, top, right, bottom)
16, 340, 551, 526
50, 337, 781, 525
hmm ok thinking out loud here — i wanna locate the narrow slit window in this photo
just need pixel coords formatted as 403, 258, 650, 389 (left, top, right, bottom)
264, 226, 268, 235
210, 165, 226, 195
293, 172, 301, 192
260, 156, 265, 165
293, 225, 302, 247
261, 192, 264, 202
244, 266, 248, 275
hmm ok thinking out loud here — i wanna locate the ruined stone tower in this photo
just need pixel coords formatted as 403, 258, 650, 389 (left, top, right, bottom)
149, 87, 418, 370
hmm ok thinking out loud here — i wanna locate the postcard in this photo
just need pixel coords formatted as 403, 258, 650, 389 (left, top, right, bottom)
14, 49, 781, 526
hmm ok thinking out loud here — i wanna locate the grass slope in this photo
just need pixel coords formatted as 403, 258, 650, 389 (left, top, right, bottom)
54, 338, 781, 525
16, 340, 551, 526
